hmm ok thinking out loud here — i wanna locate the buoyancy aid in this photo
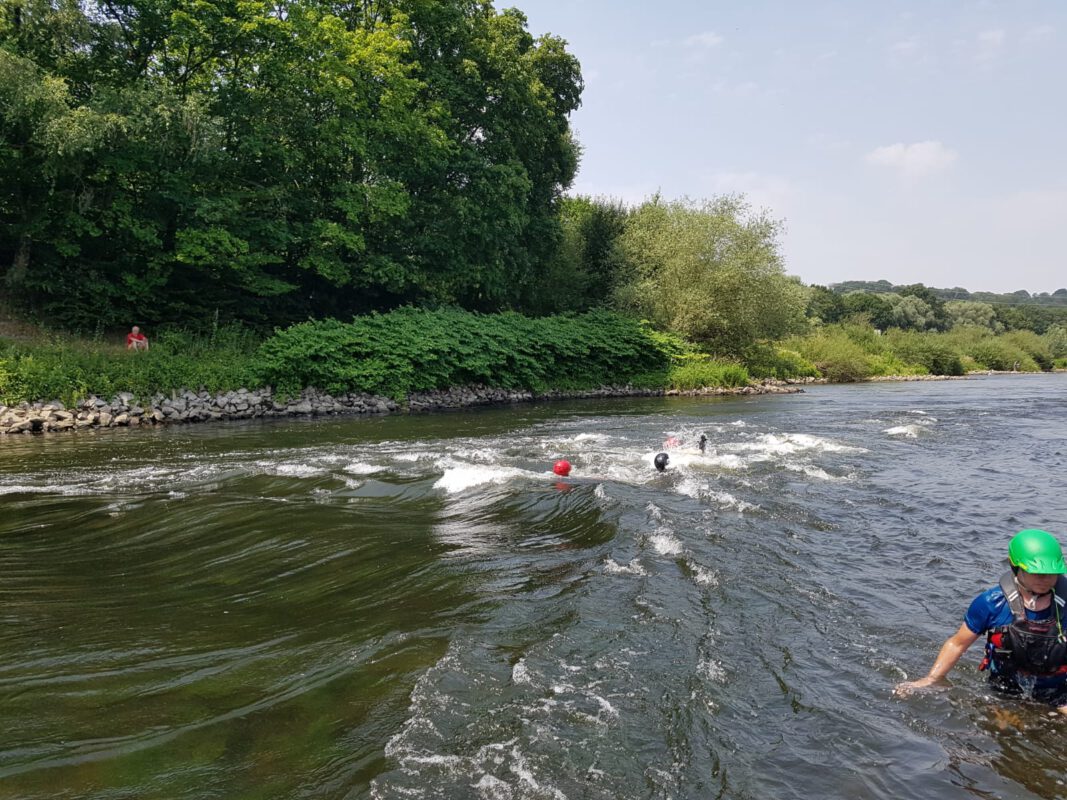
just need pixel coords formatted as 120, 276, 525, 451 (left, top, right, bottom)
982, 571, 1067, 675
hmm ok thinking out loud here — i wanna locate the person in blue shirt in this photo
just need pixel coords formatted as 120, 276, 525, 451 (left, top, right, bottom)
896, 529, 1067, 713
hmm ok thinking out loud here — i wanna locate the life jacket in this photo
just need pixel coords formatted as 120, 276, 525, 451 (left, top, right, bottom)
982, 571, 1067, 676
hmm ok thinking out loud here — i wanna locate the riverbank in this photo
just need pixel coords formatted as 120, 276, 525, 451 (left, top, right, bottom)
0, 380, 805, 436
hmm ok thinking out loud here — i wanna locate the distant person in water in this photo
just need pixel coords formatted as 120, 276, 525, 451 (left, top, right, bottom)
126, 325, 149, 351
654, 453, 669, 472
895, 529, 1067, 715
699, 434, 707, 454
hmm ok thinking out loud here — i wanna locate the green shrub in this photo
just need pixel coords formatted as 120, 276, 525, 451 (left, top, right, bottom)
866, 353, 927, 377
884, 330, 964, 376
668, 361, 750, 390
743, 345, 819, 379
968, 338, 1038, 371
256, 309, 673, 399
786, 327, 872, 382
1054, 358, 1067, 369
0, 325, 264, 405
1003, 330, 1053, 370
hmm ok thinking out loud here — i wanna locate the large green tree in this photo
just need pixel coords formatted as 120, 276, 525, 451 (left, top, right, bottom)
0, 0, 582, 328
613, 196, 809, 356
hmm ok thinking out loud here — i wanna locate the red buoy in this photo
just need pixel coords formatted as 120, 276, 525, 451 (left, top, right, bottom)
553, 459, 572, 477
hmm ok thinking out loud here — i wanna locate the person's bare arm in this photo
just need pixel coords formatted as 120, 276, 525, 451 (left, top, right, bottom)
895, 623, 980, 695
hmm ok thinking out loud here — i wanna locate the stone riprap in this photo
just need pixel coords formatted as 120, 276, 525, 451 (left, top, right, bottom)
0, 381, 804, 436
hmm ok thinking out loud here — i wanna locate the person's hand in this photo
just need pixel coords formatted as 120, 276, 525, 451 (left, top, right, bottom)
894, 676, 939, 697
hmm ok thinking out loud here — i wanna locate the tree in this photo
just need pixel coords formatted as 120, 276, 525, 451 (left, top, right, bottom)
613, 196, 809, 356
945, 300, 1001, 331
523, 195, 629, 314
898, 283, 950, 331
840, 292, 895, 330
806, 285, 845, 324
0, 0, 584, 328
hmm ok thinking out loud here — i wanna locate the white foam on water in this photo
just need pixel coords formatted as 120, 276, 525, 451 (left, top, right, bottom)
649, 532, 683, 555
593, 484, 608, 501
603, 558, 647, 576
709, 490, 759, 513
509, 747, 567, 799
884, 424, 922, 438
689, 563, 719, 586
726, 432, 864, 456
343, 461, 380, 475
0, 484, 85, 496
783, 463, 846, 482
473, 774, 513, 800
697, 658, 727, 684
512, 660, 532, 685
702, 453, 747, 470
260, 461, 326, 478
572, 432, 607, 443
433, 465, 534, 494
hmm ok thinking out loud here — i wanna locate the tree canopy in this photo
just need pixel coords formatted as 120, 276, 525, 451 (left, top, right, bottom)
612, 196, 809, 356
1, 0, 582, 328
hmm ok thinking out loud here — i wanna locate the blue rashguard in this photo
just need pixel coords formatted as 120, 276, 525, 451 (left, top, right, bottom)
965, 585, 1067, 697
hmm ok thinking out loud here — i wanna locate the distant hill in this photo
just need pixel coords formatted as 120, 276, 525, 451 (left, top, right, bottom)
829, 281, 1067, 307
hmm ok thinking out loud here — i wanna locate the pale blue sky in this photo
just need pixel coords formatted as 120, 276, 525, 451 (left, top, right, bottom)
522, 0, 1066, 293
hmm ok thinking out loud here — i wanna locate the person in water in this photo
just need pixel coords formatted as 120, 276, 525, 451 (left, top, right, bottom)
896, 528, 1067, 713
654, 453, 669, 472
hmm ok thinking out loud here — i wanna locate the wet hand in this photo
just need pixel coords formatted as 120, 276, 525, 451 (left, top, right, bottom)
894, 676, 938, 696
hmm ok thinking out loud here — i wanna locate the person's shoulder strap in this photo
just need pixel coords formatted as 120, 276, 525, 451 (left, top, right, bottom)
1055, 575, 1067, 610
999, 570, 1027, 622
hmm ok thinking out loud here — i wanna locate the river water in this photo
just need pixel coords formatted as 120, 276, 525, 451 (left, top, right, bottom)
1, 375, 1066, 799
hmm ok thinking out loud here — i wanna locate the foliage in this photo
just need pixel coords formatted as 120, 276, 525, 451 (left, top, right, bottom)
883, 330, 964, 376
256, 309, 672, 399
1, 0, 583, 329
1044, 325, 1067, 359
612, 196, 809, 356
786, 326, 874, 383
0, 325, 263, 405
945, 300, 1001, 332
524, 196, 630, 314
667, 361, 750, 390
742, 344, 819, 380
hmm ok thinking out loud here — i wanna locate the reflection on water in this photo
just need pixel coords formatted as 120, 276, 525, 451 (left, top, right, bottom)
0, 375, 1066, 799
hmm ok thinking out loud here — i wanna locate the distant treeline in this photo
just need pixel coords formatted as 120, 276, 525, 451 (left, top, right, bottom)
810, 284, 1067, 335
831, 280, 1067, 307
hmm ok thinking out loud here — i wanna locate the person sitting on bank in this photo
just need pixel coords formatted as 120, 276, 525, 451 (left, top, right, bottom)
896, 528, 1067, 714
126, 325, 149, 351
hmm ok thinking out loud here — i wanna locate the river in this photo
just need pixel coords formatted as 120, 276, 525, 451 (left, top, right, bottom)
1, 374, 1065, 799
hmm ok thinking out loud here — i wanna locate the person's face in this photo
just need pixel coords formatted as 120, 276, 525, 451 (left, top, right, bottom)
1017, 570, 1059, 596
132, 326, 140, 334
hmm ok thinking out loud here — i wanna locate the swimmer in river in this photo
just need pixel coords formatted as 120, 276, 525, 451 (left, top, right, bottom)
699, 434, 707, 454
654, 452, 669, 472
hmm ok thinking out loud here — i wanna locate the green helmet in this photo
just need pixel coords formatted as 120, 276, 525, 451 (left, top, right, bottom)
1008, 529, 1067, 574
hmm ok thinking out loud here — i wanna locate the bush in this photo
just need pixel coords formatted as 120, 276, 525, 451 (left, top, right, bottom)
968, 339, 1038, 371
743, 345, 819, 379
668, 361, 750, 390
256, 309, 673, 399
1003, 330, 1053, 370
0, 324, 264, 405
786, 327, 872, 382
884, 330, 964, 376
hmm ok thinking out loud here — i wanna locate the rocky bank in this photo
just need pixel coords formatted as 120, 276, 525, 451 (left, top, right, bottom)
0, 380, 806, 436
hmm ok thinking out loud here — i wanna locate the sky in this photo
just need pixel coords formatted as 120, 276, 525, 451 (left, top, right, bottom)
520, 0, 1067, 293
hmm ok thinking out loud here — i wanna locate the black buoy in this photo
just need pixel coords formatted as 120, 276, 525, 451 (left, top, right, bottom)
654, 452, 670, 472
